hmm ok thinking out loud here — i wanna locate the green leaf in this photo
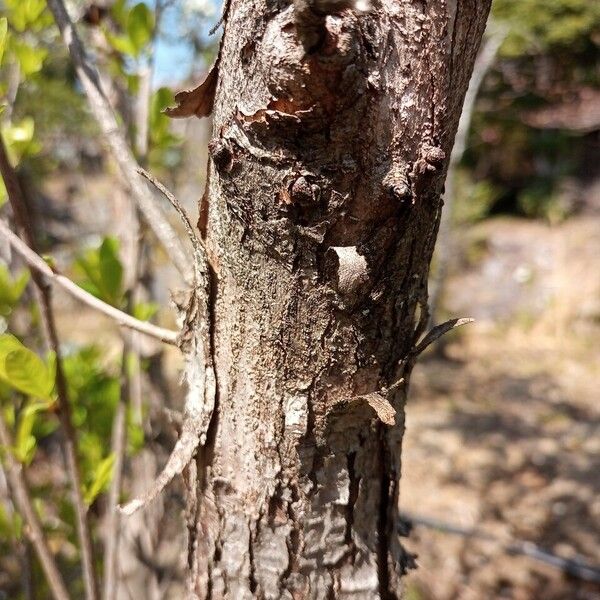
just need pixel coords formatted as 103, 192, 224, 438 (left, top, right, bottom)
84, 454, 115, 505
76, 237, 124, 307
14, 424, 36, 464
6, 0, 46, 31
2, 117, 35, 145
0, 265, 29, 316
0, 334, 24, 379
24, 0, 46, 25
149, 87, 182, 163
105, 31, 136, 57
1, 117, 41, 163
150, 87, 174, 132
0, 335, 54, 399
98, 237, 123, 305
127, 3, 154, 56
0, 18, 8, 66
13, 398, 53, 464
11, 40, 47, 75
132, 301, 158, 322
110, 0, 129, 28
5, 349, 54, 399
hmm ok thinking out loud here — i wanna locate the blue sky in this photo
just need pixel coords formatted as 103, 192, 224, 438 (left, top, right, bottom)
151, 0, 221, 87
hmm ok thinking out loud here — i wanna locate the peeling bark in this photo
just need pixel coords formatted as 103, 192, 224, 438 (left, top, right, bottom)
186, 0, 491, 597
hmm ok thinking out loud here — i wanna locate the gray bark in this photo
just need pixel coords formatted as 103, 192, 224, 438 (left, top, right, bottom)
186, 1, 491, 597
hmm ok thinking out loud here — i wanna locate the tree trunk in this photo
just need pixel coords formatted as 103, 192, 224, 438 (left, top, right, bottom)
187, 1, 491, 597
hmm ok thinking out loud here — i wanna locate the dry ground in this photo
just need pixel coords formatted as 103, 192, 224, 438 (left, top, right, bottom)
401, 216, 600, 600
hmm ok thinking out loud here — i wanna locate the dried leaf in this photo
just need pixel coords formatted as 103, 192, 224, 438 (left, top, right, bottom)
413, 317, 474, 356
329, 389, 398, 429
164, 59, 220, 119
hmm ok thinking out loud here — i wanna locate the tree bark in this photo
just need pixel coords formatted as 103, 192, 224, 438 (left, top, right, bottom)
187, 1, 491, 597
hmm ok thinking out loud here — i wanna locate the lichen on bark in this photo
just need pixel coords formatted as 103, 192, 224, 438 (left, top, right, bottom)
180, 0, 492, 597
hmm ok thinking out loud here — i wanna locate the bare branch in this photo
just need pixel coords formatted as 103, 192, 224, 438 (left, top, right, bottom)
0, 132, 99, 600
119, 358, 216, 516
118, 426, 197, 516
137, 168, 206, 269
45, 0, 194, 284
0, 416, 71, 600
102, 341, 129, 600
104, 198, 144, 600
0, 220, 179, 345
401, 511, 600, 583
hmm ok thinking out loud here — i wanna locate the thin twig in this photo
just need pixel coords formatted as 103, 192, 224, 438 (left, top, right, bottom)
103, 32, 165, 592
137, 168, 206, 270
118, 168, 216, 516
0, 134, 99, 600
19, 538, 36, 600
400, 511, 600, 583
0, 416, 71, 600
45, 0, 194, 285
1, 461, 40, 600
103, 203, 144, 600
0, 220, 179, 345
102, 338, 130, 600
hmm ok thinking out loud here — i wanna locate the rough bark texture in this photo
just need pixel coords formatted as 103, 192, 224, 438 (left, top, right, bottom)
187, 0, 491, 597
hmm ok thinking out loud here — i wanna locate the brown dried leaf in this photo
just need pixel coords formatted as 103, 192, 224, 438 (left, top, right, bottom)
164, 58, 220, 119
329, 390, 397, 428
413, 317, 474, 356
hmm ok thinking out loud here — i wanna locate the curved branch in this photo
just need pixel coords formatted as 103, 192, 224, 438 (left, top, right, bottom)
0, 220, 179, 346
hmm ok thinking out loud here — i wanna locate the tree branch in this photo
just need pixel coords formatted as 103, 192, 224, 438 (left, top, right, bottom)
101, 340, 129, 600
0, 220, 179, 345
0, 416, 71, 600
0, 134, 99, 600
412, 317, 474, 357
400, 511, 600, 583
45, 0, 194, 285
137, 168, 206, 271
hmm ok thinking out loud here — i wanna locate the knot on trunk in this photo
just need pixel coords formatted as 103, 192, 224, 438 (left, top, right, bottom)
292, 0, 369, 52
324, 246, 370, 305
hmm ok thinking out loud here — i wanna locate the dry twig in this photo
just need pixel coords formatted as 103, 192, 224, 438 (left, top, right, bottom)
0, 416, 71, 600
118, 175, 215, 517
412, 317, 475, 357
45, 0, 194, 284
0, 134, 98, 600
0, 220, 179, 345
101, 339, 130, 600
400, 511, 600, 583
137, 168, 205, 266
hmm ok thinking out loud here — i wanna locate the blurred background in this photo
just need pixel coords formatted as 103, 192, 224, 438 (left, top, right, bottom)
0, 0, 598, 598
